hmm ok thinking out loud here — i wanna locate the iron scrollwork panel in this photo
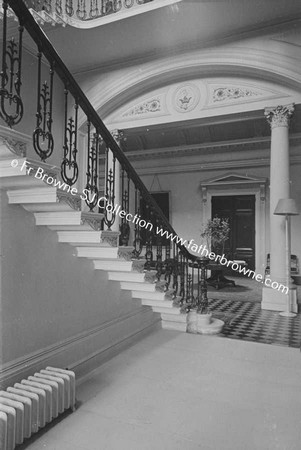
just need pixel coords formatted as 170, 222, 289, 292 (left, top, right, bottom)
104, 146, 116, 230
33, 52, 54, 161
144, 205, 154, 271
0, 1, 24, 128
85, 122, 100, 211
119, 168, 131, 246
61, 89, 79, 185
132, 187, 143, 258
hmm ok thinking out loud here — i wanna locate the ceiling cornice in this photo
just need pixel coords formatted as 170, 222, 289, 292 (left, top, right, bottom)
130, 154, 301, 176
99, 133, 301, 162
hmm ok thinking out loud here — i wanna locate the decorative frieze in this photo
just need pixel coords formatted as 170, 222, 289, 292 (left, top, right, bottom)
264, 104, 295, 129
123, 99, 161, 117
213, 87, 259, 103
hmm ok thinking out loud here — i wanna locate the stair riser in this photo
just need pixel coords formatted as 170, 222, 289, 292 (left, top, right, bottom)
76, 248, 118, 259
23, 203, 75, 212
94, 261, 133, 271
132, 291, 166, 301
7, 187, 58, 203
108, 272, 146, 282
57, 231, 102, 245
120, 282, 156, 292
34, 212, 82, 226
152, 307, 181, 315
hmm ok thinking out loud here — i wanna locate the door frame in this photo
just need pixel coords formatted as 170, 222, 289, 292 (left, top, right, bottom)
200, 174, 268, 275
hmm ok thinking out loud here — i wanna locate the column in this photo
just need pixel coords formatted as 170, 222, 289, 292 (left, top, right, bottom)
262, 103, 297, 311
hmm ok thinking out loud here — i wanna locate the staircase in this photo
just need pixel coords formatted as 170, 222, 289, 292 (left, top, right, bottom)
0, 152, 186, 332
0, 0, 206, 342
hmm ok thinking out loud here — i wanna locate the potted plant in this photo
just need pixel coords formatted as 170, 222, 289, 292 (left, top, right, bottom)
200, 217, 231, 291
200, 217, 230, 255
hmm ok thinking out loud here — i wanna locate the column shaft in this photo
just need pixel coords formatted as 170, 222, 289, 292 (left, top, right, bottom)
262, 104, 297, 311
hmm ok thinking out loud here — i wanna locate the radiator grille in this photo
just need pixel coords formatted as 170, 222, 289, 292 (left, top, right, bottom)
0, 367, 75, 450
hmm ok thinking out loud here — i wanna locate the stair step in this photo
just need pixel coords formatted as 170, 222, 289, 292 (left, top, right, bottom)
161, 312, 187, 331
76, 246, 118, 259
108, 271, 146, 282
57, 231, 103, 245
132, 290, 166, 301
93, 259, 133, 271
0, 158, 60, 189
7, 187, 81, 210
141, 298, 174, 308
119, 281, 156, 292
7, 187, 57, 204
152, 306, 181, 315
49, 224, 98, 231
34, 211, 82, 226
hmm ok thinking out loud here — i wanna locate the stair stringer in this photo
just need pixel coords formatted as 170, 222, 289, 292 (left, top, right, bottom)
1, 159, 185, 332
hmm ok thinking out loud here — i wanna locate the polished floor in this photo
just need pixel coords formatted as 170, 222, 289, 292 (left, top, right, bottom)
20, 328, 301, 450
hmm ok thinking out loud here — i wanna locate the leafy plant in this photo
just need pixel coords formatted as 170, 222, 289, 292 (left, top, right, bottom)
200, 217, 230, 254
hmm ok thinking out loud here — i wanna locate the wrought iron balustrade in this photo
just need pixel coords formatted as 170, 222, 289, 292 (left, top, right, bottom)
1, 0, 209, 313
22, 0, 154, 27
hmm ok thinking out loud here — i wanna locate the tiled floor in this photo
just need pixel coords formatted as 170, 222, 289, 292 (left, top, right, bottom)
205, 275, 301, 349
210, 298, 301, 348
19, 329, 301, 450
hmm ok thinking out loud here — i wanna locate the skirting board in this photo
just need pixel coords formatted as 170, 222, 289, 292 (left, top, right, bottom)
0, 307, 160, 389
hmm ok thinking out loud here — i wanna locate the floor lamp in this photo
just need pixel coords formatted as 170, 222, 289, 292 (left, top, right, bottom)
274, 198, 299, 317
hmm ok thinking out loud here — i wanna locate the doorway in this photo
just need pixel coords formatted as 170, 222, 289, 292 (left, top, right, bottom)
212, 195, 256, 271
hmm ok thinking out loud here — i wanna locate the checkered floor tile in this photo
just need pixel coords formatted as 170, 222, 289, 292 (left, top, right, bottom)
209, 298, 301, 348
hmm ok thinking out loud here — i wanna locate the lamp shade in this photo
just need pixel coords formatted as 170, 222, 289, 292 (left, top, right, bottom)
274, 198, 299, 216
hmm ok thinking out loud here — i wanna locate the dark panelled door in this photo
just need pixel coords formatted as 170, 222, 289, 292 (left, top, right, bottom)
212, 195, 255, 271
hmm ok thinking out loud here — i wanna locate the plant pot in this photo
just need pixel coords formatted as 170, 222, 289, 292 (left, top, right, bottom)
187, 310, 198, 334
197, 312, 212, 327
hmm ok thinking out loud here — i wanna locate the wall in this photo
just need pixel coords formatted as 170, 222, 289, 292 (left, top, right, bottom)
0, 190, 158, 388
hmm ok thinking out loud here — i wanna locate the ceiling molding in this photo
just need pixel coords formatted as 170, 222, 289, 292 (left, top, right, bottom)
98, 133, 301, 162
131, 154, 301, 176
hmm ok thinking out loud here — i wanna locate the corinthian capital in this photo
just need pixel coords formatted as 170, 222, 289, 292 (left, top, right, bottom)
264, 104, 295, 129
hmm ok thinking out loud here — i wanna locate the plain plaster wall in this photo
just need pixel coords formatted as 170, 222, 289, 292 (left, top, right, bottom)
0, 190, 158, 387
